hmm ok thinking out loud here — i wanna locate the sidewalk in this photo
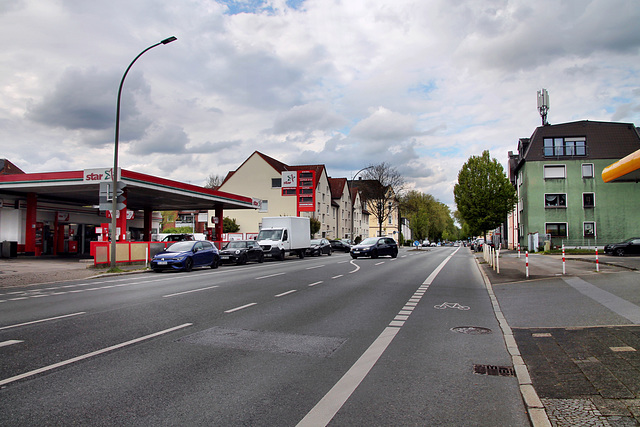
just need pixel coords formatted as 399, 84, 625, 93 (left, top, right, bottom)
0, 256, 147, 288
476, 249, 640, 427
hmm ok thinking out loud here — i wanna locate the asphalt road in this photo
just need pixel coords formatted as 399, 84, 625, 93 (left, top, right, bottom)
0, 248, 528, 426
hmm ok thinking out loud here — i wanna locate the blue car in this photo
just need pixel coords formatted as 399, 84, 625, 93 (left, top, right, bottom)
151, 241, 220, 272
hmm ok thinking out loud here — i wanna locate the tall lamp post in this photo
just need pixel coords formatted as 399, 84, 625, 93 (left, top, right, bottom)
349, 166, 373, 243
111, 36, 177, 268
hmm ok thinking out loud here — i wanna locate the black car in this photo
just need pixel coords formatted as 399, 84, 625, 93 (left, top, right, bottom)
350, 237, 398, 259
306, 238, 332, 256
219, 240, 265, 264
604, 237, 640, 256
330, 239, 351, 252
151, 240, 220, 272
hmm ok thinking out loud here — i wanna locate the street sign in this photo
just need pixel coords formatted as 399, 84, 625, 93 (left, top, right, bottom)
99, 182, 126, 211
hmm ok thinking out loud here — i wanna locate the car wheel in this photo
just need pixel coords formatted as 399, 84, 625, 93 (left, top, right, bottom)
258, 253, 264, 263
184, 258, 193, 272
371, 250, 378, 259
280, 250, 286, 260
391, 250, 398, 258
328, 249, 332, 256
210, 257, 219, 269
236, 254, 247, 265
616, 248, 625, 256
351, 254, 358, 259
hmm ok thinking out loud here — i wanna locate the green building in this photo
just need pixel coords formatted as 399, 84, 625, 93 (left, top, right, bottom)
509, 120, 640, 251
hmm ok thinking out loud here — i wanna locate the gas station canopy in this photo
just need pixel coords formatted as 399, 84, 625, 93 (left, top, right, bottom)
0, 168, 256, 211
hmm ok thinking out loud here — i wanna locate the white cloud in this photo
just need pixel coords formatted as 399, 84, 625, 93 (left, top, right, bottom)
1, 0, 639, 210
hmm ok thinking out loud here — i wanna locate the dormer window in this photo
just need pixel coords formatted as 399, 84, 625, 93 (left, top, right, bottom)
543, 137, 586, 157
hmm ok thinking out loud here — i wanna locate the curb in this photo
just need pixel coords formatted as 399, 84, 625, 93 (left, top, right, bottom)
475, 256, 552, 427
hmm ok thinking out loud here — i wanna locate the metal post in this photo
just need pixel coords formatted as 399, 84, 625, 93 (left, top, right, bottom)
110, 36, 177, 268
562, 244, 566, 275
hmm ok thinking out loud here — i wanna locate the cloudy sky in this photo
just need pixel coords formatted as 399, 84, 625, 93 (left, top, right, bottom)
2, 0, 639, 209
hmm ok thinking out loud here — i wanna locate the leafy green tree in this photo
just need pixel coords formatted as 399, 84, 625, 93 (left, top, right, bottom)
399, 190, 455, 242
223, 217, 240, 233
454, 150, 517, 239
309, 217, 321, 237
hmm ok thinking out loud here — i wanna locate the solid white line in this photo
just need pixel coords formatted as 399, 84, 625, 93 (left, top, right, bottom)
296, 327, 401, 427
255, 272, 286, 280
332, 275, 343, 279
0, 340, 23, 348
0, 312, 86, 331
224, 303, 257, 313
375, 262, 384, 266
275, 290, 297, 297
163, 285, 219, 298
0, 323, 192, 387
308, 281, 323, 287
306, 265, 325, 270
423, 246, 460, 285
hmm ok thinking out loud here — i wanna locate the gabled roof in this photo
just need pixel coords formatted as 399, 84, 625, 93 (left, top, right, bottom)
328, 177, 347, 199
224, 151, 327, 189
0, 159, 25, 175
522, 120, 640, 162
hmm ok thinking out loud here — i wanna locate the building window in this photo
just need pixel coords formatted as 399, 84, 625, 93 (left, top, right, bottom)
543, 165, 566, 179
583, 193, 595, 208
545, 194, 566, 208
546, 223, 567, 237
584, 222, 596, 237
282, 188, 296, 196
543, 137, 586, 157
272, 178, 281, 188
259, 200, 268, 213
582, 163, 594, 178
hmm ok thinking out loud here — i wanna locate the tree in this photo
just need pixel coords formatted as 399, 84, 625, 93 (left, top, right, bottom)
223, 217, 240, 233
309, 217, 321, 237
358, 162, 405, 236
204, 173, 225, 189
453, 150, 517, 239
399, 190, 455, 242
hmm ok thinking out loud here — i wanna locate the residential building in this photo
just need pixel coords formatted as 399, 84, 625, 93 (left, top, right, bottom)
509, 120, 640, 250
213, 151, 370, 239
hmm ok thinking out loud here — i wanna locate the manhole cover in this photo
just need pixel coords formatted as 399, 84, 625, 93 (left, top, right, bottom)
451, 326, 492, 335
473, 364, 516, 377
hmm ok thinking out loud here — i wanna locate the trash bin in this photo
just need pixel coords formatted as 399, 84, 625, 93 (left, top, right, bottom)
2, 241, 17, 258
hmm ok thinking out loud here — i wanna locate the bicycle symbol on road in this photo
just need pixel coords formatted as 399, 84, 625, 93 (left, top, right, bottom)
434, 302, 470, 310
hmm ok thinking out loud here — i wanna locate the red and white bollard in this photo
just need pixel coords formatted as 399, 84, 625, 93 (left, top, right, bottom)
525, 251, 529, 278
596, 248, 600, 272
518, 243, 521, 259
562, 244, 566, 275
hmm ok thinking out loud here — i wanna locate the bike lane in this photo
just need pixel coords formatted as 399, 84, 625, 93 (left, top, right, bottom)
299, 247, 529, 426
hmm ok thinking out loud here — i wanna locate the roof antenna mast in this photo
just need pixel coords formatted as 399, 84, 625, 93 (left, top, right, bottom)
537, 88, 550, 125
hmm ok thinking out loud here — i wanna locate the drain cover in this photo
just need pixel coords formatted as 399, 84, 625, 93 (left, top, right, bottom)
473, 364, 516, 377
451, 326, 492, 334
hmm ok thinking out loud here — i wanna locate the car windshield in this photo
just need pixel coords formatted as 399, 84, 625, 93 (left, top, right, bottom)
257, 229, 282, 240
310, 239, 321, 245
360, 237, 379, 245
225, 241, 248, 249
166, 241, 195, 252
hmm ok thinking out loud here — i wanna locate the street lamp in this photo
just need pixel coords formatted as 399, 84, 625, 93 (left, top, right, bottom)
349, 166, 373, 243
111, 36, 177, 268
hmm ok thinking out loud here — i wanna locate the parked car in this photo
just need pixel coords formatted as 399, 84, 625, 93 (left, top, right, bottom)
161, 234, 194, 242
219, 240, 264, 264
350, 237, 398, 259
604, 237, 640, 256
306, 238, 332, 256
151, 240, 219, 272
330, 239, 351, 252
472, 239, 484, 251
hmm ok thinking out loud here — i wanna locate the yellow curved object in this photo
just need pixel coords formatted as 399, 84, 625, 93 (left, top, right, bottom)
602, 149, 640, 182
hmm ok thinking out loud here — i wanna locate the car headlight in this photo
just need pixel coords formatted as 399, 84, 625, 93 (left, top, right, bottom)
235, 250, 241, 254
175, 256, 186, 261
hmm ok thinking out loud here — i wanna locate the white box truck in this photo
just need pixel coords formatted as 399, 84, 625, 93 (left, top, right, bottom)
257, 216, 311, 260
